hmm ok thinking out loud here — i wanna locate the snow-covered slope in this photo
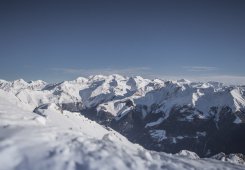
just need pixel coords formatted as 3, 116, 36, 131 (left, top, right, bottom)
135, 81, 245, 120
0, 88, 244, 170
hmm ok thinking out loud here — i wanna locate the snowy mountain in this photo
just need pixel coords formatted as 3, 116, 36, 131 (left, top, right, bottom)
0, 83, 244, 170
0, 74, 245, 169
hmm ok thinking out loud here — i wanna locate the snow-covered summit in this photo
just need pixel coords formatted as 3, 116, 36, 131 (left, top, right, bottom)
0, 79, 47, 93
0, 75, 244, 121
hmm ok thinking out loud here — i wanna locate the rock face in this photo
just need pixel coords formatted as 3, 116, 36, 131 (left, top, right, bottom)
104, 103, 245, 157
1, 74, 245, 157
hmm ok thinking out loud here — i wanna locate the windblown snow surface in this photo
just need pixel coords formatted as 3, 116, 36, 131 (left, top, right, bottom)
0, 75, 245, 170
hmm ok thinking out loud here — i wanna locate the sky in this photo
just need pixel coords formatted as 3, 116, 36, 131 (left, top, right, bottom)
0, 0, 245, 84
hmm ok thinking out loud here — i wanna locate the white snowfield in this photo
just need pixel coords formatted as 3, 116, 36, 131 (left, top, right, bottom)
0, 89, 245, 170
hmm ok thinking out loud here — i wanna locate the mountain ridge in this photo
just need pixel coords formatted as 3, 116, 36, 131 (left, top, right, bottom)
0, 74, 245, 157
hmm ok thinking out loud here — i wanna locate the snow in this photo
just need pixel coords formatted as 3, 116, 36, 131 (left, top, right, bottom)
176, 150, 200, 159
97, 99, 133, 117
149, 130, 167, 142
234, 116, 242, 124
0, 82, 245, 169
196, 131, 207, 137
135, 79, 245, 121
176, 136, 184, 140
115, 106, 134, 121
145, 117, 165, 128
211, 153, 245, 165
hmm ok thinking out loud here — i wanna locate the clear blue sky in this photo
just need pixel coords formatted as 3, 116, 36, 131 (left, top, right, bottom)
0, 0, 245, 84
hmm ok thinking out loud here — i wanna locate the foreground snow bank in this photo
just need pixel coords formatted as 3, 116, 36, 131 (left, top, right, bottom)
0, 92, 244, 170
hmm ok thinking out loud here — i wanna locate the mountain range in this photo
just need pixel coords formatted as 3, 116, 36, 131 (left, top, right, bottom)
0, 74, 245, 169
